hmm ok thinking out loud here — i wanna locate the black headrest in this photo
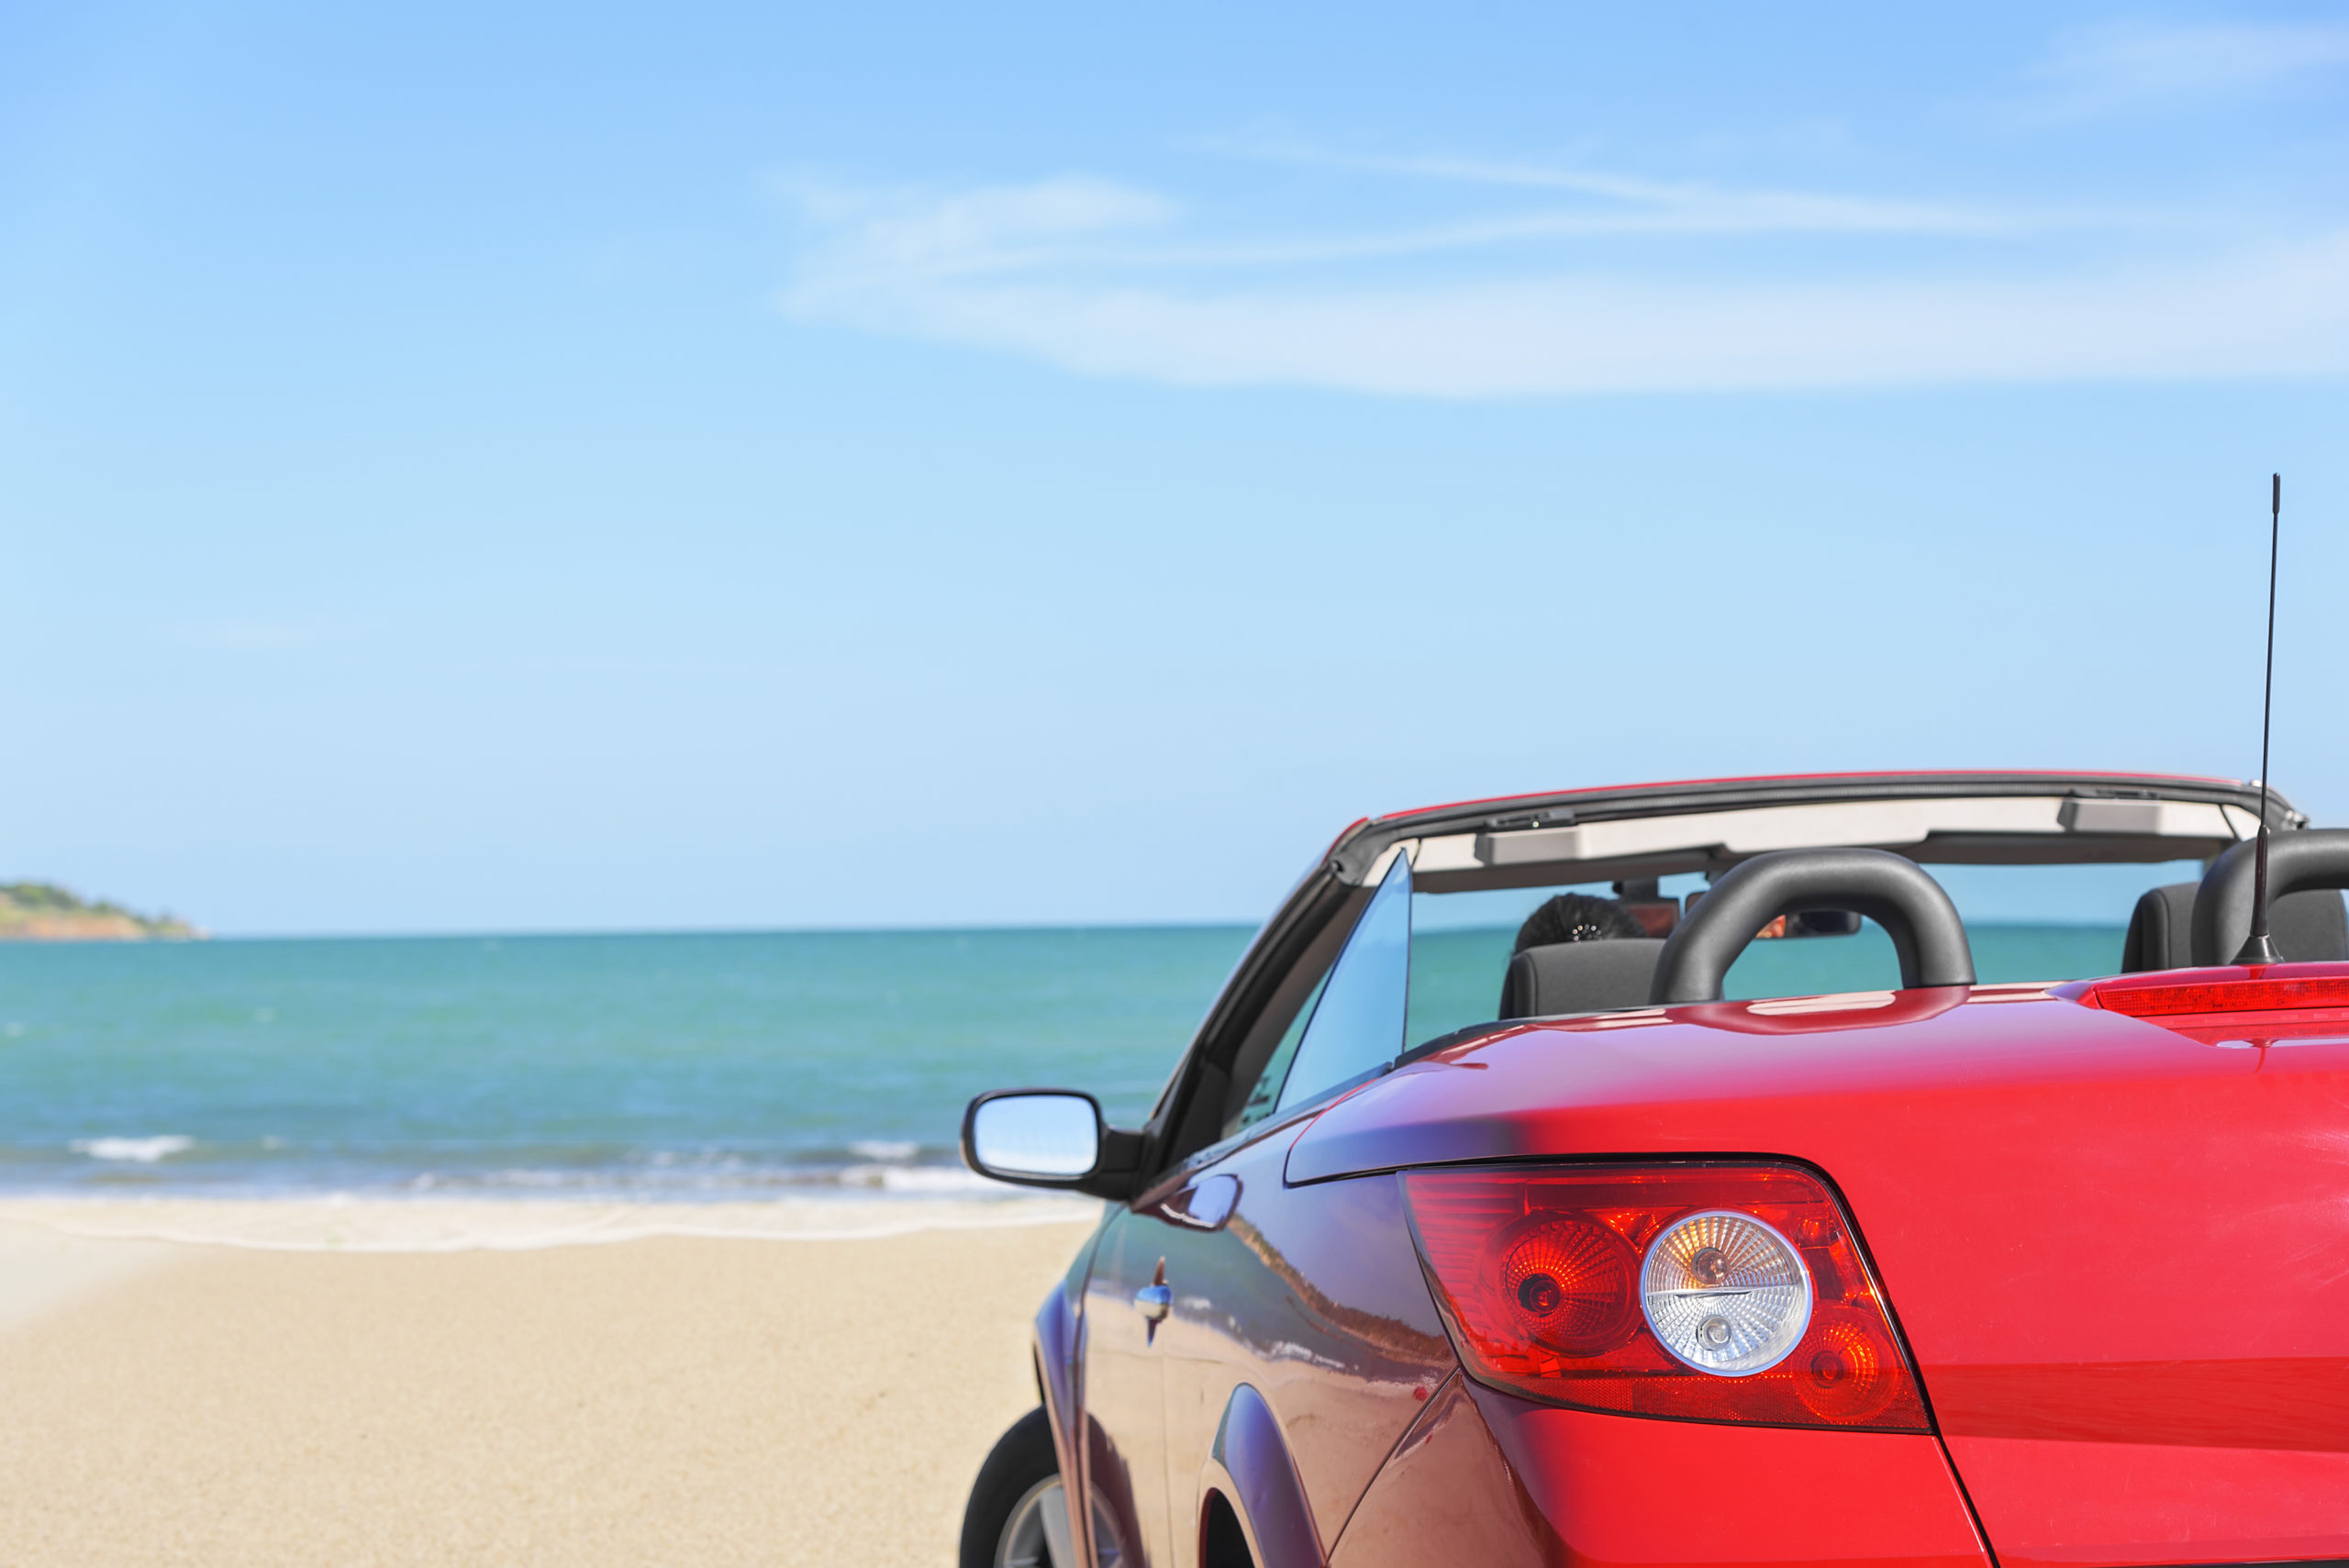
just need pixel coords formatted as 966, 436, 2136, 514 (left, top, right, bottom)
2275, 890, 2349, 962
2125, 878, 2346, 972
2121, 883, 2196, 972
1498, 939, 1665, 1020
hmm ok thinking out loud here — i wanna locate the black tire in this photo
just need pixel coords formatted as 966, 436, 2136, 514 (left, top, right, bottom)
960, 1407, 1063, 1568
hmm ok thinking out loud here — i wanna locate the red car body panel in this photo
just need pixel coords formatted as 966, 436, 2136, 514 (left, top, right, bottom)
1333, 1373, 1993, 1567
996, 774, 2344, 1568
1326, 1375, 1551, 1564
1474, 1393, 1989, 1568
1197, 1384, 1324, 1568
1286, 974, 2349, 1565
1077, 1125, 1458, 1568
1034, 1257, 1103, 1568
1945, 1438, 2349, 1568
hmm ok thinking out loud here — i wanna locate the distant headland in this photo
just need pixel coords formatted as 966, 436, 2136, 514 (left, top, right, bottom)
0, 883, 203, 941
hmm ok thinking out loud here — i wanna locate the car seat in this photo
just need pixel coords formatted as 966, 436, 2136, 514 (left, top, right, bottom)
1497, 938, 1665, 1019
2122, 882, 2348, 971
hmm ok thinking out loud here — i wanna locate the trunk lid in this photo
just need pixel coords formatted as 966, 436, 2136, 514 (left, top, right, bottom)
1287, 972, 2349, 1566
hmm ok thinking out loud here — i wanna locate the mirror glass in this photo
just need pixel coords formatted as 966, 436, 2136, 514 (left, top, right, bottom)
1755, 909, 1865, 940
1686, 888, 1864, 940
969, 1093, 1100, 1179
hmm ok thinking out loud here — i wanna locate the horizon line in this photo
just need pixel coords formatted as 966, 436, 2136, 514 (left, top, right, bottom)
2, 915, 2139, 945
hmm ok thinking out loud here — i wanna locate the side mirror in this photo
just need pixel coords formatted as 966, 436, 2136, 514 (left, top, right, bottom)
962, 1090, 1143, 1197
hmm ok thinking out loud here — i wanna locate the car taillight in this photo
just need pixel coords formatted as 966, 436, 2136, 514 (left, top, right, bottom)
1401, 1163, 1930, 1432
2078, 966, 2349, 1018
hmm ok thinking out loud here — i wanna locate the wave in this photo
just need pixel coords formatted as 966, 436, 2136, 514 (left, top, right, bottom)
70, 1136, 196, 1163
14, 1135, 1050, 1204
841, 1163, 1001, 1194
393, 1155, 1012, 1200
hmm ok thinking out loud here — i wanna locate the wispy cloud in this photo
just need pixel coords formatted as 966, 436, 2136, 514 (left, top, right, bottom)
778, 165, 2349, 397
1186, 131, 2044, 238
2025, 18, 2349, 119
776, 175, 1178, 283
775, 161, 2060, 295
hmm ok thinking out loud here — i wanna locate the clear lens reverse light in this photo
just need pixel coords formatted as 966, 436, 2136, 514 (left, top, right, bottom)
1642, 1210, 1812, 1375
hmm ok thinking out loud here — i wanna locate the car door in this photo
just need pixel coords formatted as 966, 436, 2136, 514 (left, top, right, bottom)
1078, 846, 1413, 1568
1140, 850, 1458, 1567
1150, 1138, 1457, 1568
1082, 1206, 1174, 1568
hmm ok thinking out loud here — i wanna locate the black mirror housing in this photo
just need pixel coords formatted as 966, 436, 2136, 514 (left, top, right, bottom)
960, 1088, 1144, 1202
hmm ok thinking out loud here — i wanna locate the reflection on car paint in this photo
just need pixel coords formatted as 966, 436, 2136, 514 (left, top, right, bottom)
1328, 1374, 1554, 1567
1146, 1130, 1455, 1568
1157, 1172, 1240, 1230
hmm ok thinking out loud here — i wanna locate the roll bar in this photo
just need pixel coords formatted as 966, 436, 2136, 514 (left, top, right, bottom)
1650, 848, 1976, 1005
2190, 828, 2349, 966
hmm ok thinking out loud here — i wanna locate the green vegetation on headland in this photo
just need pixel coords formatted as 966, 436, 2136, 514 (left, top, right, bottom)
0, 882, 203, 941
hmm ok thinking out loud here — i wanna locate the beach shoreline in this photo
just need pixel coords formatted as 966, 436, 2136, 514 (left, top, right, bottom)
0, 1197, 1097, 1566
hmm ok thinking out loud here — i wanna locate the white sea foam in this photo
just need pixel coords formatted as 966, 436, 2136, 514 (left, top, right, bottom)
847, 1140, 921, 1161
71, 1136, 195, 1163
845, 1163, 1002, 1195
380, 1154, 997, 1197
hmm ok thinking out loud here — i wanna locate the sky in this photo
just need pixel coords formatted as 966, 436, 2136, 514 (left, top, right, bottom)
3, 2, 2346, 935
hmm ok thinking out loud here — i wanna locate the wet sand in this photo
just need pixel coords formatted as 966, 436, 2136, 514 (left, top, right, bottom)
0, 1199, 1097, 1566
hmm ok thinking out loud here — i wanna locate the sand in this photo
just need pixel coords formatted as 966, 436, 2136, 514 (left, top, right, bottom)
0, 1198, 1100, 1567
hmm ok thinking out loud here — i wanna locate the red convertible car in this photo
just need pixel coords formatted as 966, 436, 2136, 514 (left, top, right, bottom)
958, 772, 2349, 1568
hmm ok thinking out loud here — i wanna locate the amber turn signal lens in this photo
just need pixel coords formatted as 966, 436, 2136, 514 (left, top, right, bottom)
1401, 1162, 1930, 1432
1793, 1308, 1906, 1424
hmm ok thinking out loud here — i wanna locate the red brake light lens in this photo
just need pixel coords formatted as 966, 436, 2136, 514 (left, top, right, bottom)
2080, 966, 2349, 1018
1400, 1163, 1930, 1432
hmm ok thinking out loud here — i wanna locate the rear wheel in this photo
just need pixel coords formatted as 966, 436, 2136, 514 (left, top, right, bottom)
960, 1408, 1125, 1568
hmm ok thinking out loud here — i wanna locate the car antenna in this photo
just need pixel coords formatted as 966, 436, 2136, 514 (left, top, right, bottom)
2232, 473, 2284, 966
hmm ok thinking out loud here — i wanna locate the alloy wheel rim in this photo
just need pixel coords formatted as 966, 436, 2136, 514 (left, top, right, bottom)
996, 1475, 1123, 1568
996, 1476, 1062, 1568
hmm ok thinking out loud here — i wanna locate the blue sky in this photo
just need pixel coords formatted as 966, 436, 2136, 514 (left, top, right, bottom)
4, 3, 2346, 934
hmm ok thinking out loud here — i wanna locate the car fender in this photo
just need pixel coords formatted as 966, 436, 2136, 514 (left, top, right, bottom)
1196, 1383, 1325, 1568
1032, 1279, 1094, 1566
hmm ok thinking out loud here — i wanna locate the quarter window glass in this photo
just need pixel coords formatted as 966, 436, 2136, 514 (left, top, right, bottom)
1227, 967, 1328, 1139
1275, 851, 1411, 1113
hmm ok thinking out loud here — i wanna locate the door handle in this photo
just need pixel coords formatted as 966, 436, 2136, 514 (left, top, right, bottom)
1135, 1256, 1171, 1326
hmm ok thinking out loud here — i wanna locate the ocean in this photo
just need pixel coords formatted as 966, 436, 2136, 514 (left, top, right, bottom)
0, 923, 2127, 1198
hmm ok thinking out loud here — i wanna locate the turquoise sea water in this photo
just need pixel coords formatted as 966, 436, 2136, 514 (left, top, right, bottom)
0, 923, 2127, 1197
